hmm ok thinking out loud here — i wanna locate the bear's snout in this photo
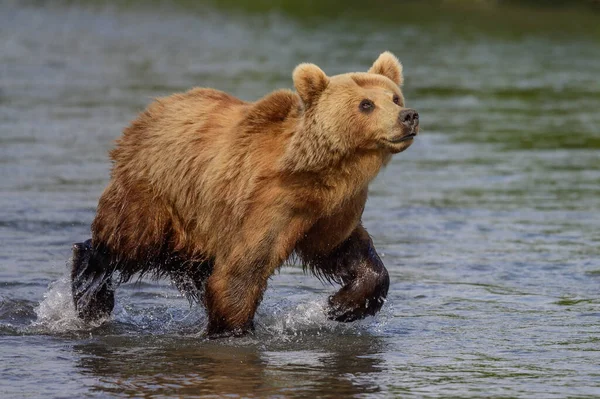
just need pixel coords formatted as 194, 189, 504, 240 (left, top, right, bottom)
398, 108, 419, 132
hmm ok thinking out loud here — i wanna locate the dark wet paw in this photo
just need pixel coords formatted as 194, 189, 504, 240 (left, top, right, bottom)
327, 295, 386, 323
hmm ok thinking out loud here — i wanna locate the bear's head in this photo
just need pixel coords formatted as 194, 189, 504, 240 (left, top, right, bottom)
284, 51, 419, 172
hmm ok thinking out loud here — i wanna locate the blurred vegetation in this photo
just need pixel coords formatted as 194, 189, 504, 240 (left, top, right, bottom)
45, 0, 600, 38
212, 0, 600, 38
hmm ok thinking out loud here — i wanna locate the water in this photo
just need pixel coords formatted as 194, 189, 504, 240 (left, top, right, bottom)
1, 1, 600, 397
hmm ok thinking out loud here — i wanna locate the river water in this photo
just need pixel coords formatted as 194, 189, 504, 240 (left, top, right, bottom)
1, 1, 600, 398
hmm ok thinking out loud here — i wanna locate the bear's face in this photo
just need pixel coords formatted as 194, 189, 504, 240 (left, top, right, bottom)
293, 52, 419, 160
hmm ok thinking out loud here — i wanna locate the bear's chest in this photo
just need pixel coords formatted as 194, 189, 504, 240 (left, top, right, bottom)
296, 189, 367, 255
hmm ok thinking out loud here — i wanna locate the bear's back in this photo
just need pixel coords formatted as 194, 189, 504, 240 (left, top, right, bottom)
94, 87, 301, 260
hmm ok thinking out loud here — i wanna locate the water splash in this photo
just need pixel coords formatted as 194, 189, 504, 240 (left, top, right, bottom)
33, 272, 205, 335
258, 298, 332, 337
31, 270, 392, 338
33, 275, 101, 333
256, 294, 393, 341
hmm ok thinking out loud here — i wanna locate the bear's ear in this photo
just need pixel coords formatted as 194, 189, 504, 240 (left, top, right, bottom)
368, 51, 404, 86
293, 63, 329, 107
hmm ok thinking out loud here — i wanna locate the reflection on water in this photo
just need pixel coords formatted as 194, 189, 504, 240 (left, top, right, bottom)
73, 335, 386, 397
1, 0, 600, 398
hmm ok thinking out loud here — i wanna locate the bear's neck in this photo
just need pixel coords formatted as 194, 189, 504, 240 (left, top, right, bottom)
279, 127, 387, 212
281, 118, 384, 169
324, 149, 387, 198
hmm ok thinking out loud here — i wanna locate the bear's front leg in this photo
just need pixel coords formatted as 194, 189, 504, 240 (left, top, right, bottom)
203, 215, 309, 338
204, 267, 269, 337
304, 225, 390, 322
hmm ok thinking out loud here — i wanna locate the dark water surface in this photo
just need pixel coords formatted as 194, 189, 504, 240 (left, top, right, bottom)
1, 1, 600, 398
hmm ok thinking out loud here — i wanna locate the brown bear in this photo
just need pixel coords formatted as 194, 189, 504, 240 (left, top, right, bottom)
71, 51, 419, 337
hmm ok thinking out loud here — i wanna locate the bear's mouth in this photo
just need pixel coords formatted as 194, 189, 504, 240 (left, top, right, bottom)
386, 133, 416, 144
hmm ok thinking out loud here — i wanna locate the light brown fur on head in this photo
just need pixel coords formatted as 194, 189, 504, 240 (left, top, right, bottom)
282, 51, 413, 173
88, 52, 417, 335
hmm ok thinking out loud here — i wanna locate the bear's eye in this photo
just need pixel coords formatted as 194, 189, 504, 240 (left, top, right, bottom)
359, 99, 375, 113
393, 94, 401, 105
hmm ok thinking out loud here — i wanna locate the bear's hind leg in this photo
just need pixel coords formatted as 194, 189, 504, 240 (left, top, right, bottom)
168, 257, 214, 303
71, 239, 115, 323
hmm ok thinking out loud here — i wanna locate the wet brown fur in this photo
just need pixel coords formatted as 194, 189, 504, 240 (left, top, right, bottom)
83, 52, 417, 335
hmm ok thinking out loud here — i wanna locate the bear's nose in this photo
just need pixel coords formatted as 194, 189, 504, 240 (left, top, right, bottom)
399, 109, 419, 126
